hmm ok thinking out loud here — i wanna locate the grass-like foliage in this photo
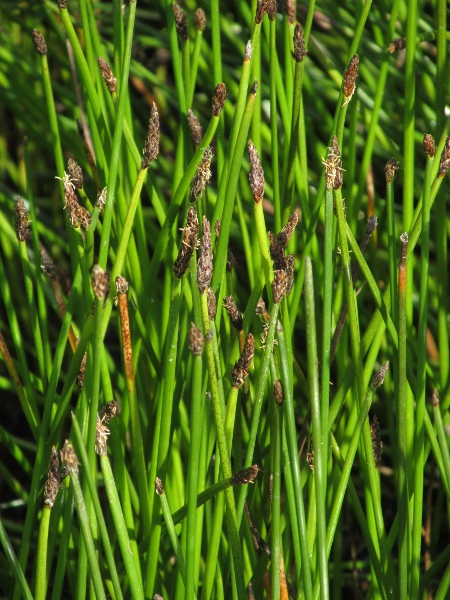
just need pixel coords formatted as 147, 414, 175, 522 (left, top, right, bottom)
0, 0, 449, 598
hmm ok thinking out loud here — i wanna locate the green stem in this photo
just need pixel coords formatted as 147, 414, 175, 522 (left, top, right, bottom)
35, 506, 51, 600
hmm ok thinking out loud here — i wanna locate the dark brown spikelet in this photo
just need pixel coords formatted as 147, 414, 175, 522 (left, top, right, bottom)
99, 400, 118, 424
255, 0, 268, 24
197, 217, 213, 293
187, 109, 203, 146
173, 4, 188, 40
142, 102, 160, 169
256, 298, 270, 322
285, 0, 295, 24
195, 8, 206, 31
438, 133, 450, 178
388, 37, 406, 53
67, 158, 83, 189
285, 254, 295, 296
226, 249, 235, 272
292, 23, 307, 62
248, 140, 265, 203
115, 275, 129, 296
98, 57, 117, 94
76, 337, 87, 390
267, 0, 277, 20
268, 231, 287, 271
423, 134, 436, 157
272, 269, 287, 304
323, 136, 344, 190
97, 187, 107, 209
371, 415, 383, 467
277, 209, 299, 250
207, 288, 217, 320
212, 83, 227, 117
223, 296, 243, 331
214, 219, 221, 243
189, 146, 213, 202
274, 379, 283, 405
173, 206, 199, 278
385, 158, 399, 183
155, 477, 165, 495
56, 0, 67, 9
60, 440, 80, 474
62, 175, 91, 229
231, 333, 255, 388
251, 80, 258, 96
371, 360, 389, 389
14, 198, 29, 242
342, 55, 359, 102
44, 446, 62, 507
91, 265, 110, 300
96, 401, 118, 456
32, 29, 47, 55
188, 323, 204, 356
230, 464, 260, 485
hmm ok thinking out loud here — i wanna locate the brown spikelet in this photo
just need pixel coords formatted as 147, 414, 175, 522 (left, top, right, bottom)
77, 338, 87, 390
255, 0, 268, 24
155, 477, 165, 495
212, 83, 227, 116
14, 198, 29, 242
60, 440, 80, 474
230, 464, 260, 485
91, 265, 110, 300
197, 217, 213, 293
231, 333, 255, 388
223, 296, 243, 331
189, 147, 213, 202
67, 158, 83, 189
97, 187, 107, 209
432, 388, 439, 408
385, 158, 399, 183
272, 270, 287, 304
188, 323, 204, 356
226, 249, 235, 272
41, 251, 56, 279
115, 275, 129, 296
207, 288, 217, 320
285, 0, 295, 24
173, 4, 188, 40
95, 418, 110, 456
187, 109, 203, 146
32, 29, 47, 55
399, 232, 408, 268
423, 134, 436, 158
277, 209, 299, 250
99, 400, 118, 424
388, 37, 406, 53
44, 446, 62, 507
62, 174, 91, 229
214, 219, 221, 243
245, 40, 252, 60
371, 361, 389, 389
307, 434, 314, 473
370, 415, 383, 467
173, 206, 199, 278
285, 254, 295, 296
195, 8, 206, 31
438, 133, 450, 178
292, 23, 307, 62
342, 55, 359, 102
323, 136, 344, 190
266, 0, 277, 20
141, 102, 160, 169
98, 57, 117, 94
248, 140, 265, 202
274, 379, 283, 405
56, 0, 67, 9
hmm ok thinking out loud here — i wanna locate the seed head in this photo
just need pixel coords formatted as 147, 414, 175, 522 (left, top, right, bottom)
223, 296, 244, 331
197, 217, 213, 293
285, 254, 295, 296
292, 23, 307, 62
142, 102, 160, 169
189, 146, 213, 202
272, 270, 287, 304
56, 0, 67, 9
32, 29, 47, 55
226, 249, 235, 272
173, 4, 188, 40
342, 55, 359, 102
99, 400, 118, 424
41, 251, 56, 280
91, 265, 110, 300
67, 158, 83, 189
173, 206, 199, 278
44, 446, 62, 507
60, 440, 80, 474
248, 140, 265, 202
323, 136, 344, 190
423, 134, 436, 157
155, 477, 165, 495
285, 0, 295, 24
231, 333, 255, 388
438, 133, 450, 178
115, 275, 129, 296
371, 361, 389, 389
388, 38, 406, 53
207, 288, 217, 320
273, 379, 284, 405
230, 464, 260, 485
77, 346, 87, 390
399, 233, 408, 267
245, 40, 252, 60
212, 83, 227, 117
187, 109, 203, 146
98, 57, 117, 94
195, 8, 206, 31
95, 418, 110, 456
97, 187, 107, 209
14, 198, 29, 242
188, 323, 204, 356
385, 158, 399, 183
62, 174, 91, 229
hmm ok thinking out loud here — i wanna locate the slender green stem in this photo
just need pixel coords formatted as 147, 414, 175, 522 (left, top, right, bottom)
0, 517, 33, 600
35, 506, 51, 600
